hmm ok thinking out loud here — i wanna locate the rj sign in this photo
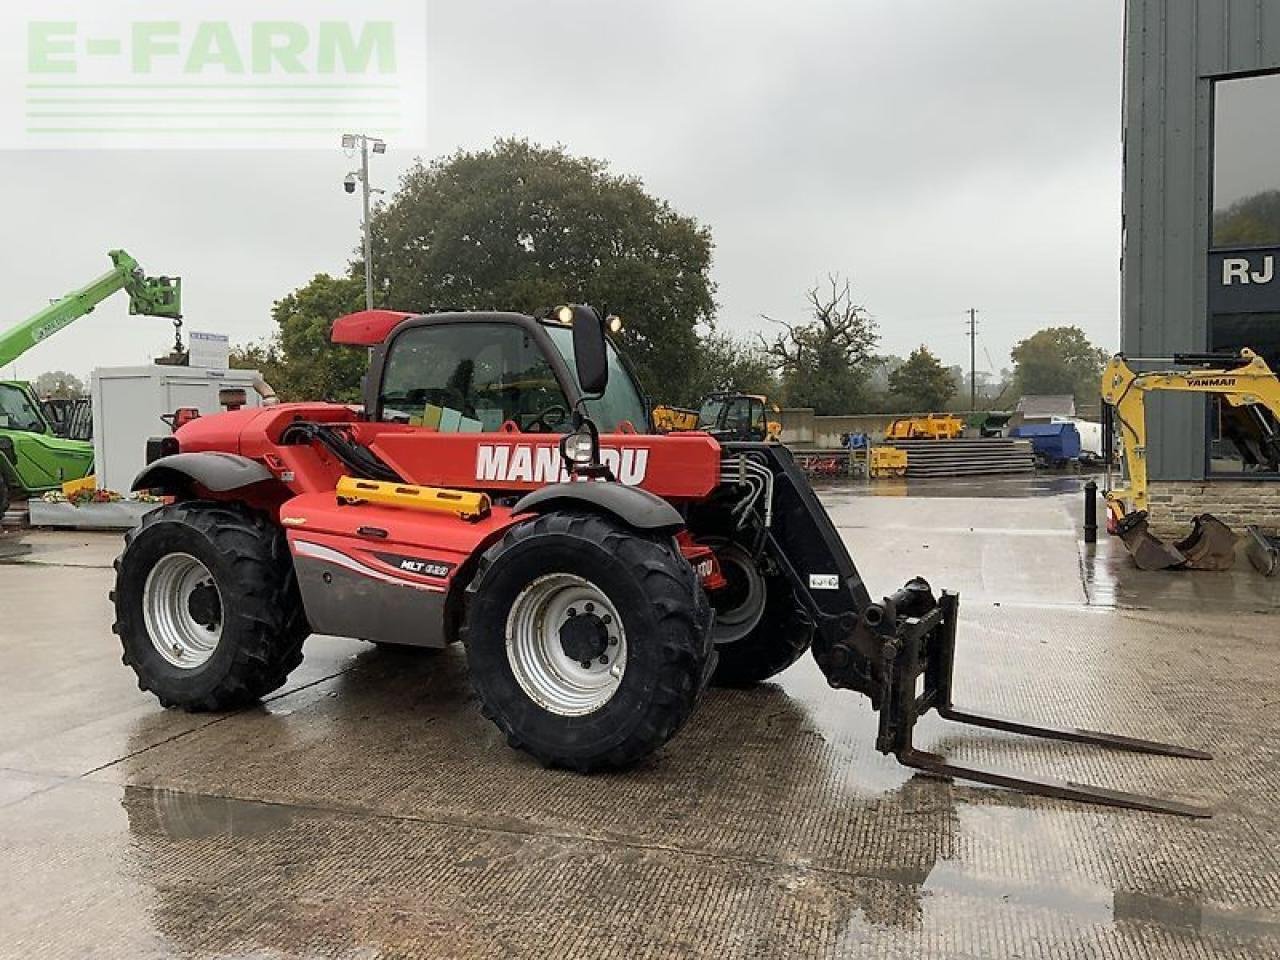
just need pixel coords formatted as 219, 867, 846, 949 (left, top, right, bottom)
0, 1, 426, 149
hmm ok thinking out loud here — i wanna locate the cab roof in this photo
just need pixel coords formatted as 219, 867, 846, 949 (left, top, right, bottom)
330, 309, 553, 347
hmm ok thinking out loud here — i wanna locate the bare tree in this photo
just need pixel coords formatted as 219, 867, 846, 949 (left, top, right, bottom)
758, 275, 879, 414
759, 275, 878, 370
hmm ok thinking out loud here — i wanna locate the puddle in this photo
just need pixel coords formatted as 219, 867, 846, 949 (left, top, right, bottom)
123, 786, 300, 840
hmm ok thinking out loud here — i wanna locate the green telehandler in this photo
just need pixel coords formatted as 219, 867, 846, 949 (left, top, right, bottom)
0, 250, 182, 518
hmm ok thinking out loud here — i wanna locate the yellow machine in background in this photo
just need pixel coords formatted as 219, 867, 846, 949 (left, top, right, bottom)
654, 393, 783, 442
652, 405, 699, 432
1100, 348, 1280, 570
885, 413, 964, 441
869, 446, 908, 477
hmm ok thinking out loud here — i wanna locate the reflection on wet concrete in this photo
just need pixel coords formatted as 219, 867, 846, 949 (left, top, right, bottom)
3, 489, 1280, 958
0, 528, 119, 567
814, 471, 1096, 500
124, 786, 299, 839
1080, 511, 1280, 613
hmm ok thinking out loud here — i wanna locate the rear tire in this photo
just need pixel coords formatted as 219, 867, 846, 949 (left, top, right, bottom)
703, 539, 813, 688
112, 501, 309, 711
710, 570, 813, 687
464, 512, 715, 772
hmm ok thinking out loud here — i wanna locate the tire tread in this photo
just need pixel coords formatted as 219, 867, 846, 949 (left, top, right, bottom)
113, 501, 308, 711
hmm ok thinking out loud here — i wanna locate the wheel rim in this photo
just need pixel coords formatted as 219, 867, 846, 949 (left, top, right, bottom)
505, 573, 627, 717
708, 542, 766, 644
142, 553, 223, 669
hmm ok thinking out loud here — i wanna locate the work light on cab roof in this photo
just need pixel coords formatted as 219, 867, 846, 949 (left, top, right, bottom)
552, 303, 623, 334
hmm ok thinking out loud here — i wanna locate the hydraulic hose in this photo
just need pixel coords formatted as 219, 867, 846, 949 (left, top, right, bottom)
280, 421, 402, 483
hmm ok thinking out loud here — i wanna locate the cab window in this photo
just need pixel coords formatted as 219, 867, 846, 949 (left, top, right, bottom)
0, 384, 47, 433
544, 325, 650, 432
725, 397, 753, 434
378, 323, 570, 432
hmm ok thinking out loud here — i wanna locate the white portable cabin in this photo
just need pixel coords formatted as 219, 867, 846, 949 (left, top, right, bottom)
91, 365, 264, 495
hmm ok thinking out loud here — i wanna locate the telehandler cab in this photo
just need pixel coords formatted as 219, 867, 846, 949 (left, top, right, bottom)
115, 305, 1210, 816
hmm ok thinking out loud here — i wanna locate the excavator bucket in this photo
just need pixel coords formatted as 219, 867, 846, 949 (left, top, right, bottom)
1115, 511, 1236, 571
1173, 514, 1237, 570
1116, 511, 1189, 571
1244, 525, 1280, 576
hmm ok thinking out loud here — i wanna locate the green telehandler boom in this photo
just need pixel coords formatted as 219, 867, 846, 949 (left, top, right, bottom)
0, 250, 182, 519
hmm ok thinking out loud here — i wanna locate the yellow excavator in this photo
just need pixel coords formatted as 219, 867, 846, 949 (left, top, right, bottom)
1100, 348, 1280, 570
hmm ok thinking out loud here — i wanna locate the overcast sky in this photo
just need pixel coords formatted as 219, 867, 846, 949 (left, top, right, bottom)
2, 0, 1124, 385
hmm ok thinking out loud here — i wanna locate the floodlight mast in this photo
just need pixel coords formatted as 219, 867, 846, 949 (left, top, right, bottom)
342, 133, 387, 311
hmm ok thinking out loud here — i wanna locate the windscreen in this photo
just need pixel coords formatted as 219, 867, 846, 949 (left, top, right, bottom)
0, 383, 47, 433
544, 325, 650, 433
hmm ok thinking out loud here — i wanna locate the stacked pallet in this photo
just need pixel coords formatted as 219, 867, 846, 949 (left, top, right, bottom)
884, 437, 1035, 477
1, 500, 27, 528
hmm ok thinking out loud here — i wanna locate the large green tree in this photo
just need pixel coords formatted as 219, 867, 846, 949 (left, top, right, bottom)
1010, 325, 1109, 403
761, 277, 879, 414
366, 139, 716, 400
888, 346, 956, 412
230, 274, 367, 402
684, 332, 779, 401
33, 371, 85, 399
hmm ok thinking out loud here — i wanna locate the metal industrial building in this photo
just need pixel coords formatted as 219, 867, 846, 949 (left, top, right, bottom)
1122, 0, 1280, 524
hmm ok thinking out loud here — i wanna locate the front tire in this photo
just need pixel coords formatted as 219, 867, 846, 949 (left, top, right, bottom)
464, 512, 715, 772
112, 501, 308, 711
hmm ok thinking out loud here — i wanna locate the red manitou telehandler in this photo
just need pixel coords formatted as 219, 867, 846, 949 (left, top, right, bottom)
113, 305, 1211, 816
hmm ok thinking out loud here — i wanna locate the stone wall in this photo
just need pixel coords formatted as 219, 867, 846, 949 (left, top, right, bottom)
1147, 480, 1280, 536
779, 408, 943, 449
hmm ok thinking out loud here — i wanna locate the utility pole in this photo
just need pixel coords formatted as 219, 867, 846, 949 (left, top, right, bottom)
342, 133, 387, 311
360, 136, 373, 311
967, 308, 978, 411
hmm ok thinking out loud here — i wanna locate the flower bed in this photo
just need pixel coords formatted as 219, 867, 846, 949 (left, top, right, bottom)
29, 489, 164, 530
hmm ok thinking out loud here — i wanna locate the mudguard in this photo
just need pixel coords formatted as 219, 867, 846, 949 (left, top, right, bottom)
132, 452, 273, 494
512, 482, 684, 533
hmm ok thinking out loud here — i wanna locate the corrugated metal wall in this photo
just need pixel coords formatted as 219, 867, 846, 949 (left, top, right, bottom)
1122, 0, 1280, 479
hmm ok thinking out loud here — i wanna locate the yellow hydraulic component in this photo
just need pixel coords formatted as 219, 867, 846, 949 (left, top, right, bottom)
885, 414, 964, 441
1100, 348, 1280, 523
336, 476, 491, 520
652, 404, 699, 432
869, 446, 908, 478
61, 474, 96, 497
765, 402, 783, 443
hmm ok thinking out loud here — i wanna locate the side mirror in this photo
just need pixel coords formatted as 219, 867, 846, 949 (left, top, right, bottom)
569, 305, 609, 397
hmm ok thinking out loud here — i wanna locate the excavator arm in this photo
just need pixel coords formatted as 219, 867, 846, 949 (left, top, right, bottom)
0, 249, 182, 370
1100, 348, 1280, 569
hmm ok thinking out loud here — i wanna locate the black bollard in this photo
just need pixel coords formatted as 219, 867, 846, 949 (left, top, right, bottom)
1084, 479, 1098, 543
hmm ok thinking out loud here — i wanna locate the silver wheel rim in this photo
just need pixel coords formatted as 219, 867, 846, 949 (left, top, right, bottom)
142, 553, 223, 669
505, 573, 626, 717
709, 542, 766, 644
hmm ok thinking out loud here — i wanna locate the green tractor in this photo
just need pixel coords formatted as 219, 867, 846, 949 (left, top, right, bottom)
0, 250, 181, 517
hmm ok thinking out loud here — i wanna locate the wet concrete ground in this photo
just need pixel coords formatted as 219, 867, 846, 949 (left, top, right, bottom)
1, 480, 1278, 958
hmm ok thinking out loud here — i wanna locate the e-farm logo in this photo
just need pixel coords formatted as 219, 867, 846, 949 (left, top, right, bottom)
2, 1, 426, 149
